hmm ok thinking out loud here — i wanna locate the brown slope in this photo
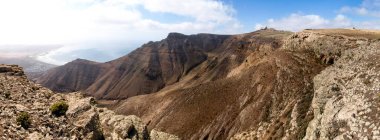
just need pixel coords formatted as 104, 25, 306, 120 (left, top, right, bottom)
111, 29, 312, 139
35, 29, 380, 139
35, 59, 110, 92
110, 29, 380, 139
36, 33, 230, 99
114, 50, 323, 139
85, 33, 230, 99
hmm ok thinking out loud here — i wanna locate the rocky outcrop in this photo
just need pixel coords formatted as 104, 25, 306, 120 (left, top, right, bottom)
67, 93, 180, 140
0, 65, 178, 139
0, 57, 56, 80
0, 65, 75, 139
304, 40, 380, 139
150, 129, 181, 140
283, 29, 369, 65
99, 109, 149, 139
0, 64, 24, 76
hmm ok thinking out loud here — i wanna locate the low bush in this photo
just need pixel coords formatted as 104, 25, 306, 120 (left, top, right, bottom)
16, 112, 31, 129
50, 101, 69, 117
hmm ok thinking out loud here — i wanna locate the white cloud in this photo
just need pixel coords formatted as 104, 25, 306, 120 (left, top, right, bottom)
356, 20, 380, 29
255, 14, 352, 31
334, 14, 352, 27
139, 0, 235, 23
339, 0, 380, 17
35, 46, 79, 65
0, 0, 241, 65
255, 0, 380, 32
0, 0, 240, 45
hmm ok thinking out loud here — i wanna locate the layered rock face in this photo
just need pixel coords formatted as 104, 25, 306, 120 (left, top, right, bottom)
0, 64, 178, 139
304, 37, 380, 139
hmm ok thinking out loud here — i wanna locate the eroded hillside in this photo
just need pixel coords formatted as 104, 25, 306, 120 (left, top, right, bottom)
111, 29, 380, 140
33, 29, 380, 139
36, 33, 231, 99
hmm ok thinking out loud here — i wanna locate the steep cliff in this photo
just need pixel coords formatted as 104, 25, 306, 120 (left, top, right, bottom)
303, 32, 380, 140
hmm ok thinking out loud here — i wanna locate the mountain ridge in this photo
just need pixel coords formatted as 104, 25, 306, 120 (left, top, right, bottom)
35, 58, 110, 92
36, 32, 233, 98
110, 29, 380, 139
34, 28, 380, 139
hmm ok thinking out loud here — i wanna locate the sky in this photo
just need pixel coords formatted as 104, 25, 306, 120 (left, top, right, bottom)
0, 0, 379, 65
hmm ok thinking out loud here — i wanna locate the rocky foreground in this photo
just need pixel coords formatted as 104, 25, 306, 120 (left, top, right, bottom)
0, 64, 179, 139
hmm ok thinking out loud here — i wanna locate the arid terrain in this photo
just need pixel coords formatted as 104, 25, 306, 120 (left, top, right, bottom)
0, 64, 179, 139
2, 28, 380, 139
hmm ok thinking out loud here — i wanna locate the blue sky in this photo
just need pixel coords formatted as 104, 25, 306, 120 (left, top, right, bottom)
232, 0, 380, 31
0, 0, 379, 65
230, 0, 361, 29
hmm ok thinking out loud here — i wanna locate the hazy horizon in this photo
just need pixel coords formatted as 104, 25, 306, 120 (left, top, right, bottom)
1, 0, 380, 65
